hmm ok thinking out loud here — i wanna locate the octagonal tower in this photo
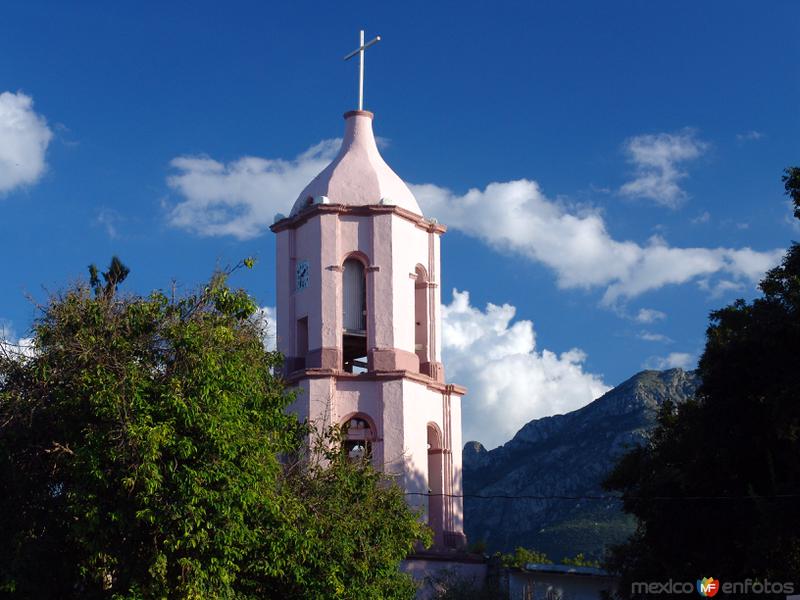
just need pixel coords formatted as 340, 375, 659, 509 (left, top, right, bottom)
271, 110, 466, 549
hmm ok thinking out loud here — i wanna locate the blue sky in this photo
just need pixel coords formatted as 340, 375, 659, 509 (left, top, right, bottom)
2, 1, 798, 447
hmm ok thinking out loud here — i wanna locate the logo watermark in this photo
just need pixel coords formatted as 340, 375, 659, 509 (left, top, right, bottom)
631, 577, 795, 596
697, 577, 719, 597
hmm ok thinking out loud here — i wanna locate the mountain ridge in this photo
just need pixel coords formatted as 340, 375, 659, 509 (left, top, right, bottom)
462, 368, 700, 560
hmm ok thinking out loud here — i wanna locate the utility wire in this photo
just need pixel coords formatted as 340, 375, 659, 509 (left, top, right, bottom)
405, 492, 800, 502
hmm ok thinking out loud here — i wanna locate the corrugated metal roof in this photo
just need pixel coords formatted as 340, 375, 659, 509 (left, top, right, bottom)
521, 563, 613, 577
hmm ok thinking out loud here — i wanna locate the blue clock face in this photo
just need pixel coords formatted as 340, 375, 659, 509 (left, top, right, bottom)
296, 261, 309, 291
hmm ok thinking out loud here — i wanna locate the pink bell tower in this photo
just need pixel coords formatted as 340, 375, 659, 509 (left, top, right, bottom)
271, 109, 467, 549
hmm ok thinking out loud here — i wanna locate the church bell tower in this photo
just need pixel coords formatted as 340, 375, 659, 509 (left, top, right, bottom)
270, 35, 466, 550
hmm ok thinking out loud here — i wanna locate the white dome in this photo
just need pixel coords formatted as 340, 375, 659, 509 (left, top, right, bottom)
290, 110, 422, 217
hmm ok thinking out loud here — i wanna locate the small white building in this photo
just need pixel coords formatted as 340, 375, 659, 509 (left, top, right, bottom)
505, 563, 618, 600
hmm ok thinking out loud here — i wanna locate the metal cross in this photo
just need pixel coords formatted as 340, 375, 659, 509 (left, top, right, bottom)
344, 30, 381, 111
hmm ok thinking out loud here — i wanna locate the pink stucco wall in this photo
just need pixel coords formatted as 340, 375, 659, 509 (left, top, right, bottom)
275, 209, 446, 375
284, 370, 464, 547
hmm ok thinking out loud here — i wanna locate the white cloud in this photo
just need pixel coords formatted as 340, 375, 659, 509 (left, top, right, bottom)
412, 179, 784, 306
166, 139, 340, 239
736, 130, 763, 142
697, 278, 746, 298
643, 352, 696, 370
7, 337, 35, 359
255, 293, 607, 448
167, 140, 783, 306
0, 320, 35, 360
255, 306, 277, 351
634, 308, 666, 323
638, 331, 672, 343
442, 290, 609, 449
619, 129, 707, 208
0, 91, 53, 194
784, 201, 800, 233
691, 211, 711, 225
95, 208, 123, 239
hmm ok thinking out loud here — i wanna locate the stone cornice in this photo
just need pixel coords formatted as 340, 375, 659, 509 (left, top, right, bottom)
271, 203, 448, 235
284, 367, 466, 396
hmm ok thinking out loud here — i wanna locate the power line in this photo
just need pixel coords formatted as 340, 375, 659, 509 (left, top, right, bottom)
405, 492, 800, 502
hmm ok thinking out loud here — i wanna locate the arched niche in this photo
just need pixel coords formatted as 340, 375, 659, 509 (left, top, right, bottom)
342, 253, 368, 372
341, 413, 376, 460
427, 422, 445, 546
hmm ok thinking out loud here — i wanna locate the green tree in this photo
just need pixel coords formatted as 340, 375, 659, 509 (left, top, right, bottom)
257, 435, 426, 599
561, 553, 599, 568
604, 168, 800, 591
0, 259, 429, 599
499, 546, 552, 568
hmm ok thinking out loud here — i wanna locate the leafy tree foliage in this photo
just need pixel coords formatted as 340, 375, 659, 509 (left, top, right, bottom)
604, 168, 800, 589
0, 259, 429, 599
494, 546, 598, 569
785, 166, 800, 220
242, 425, 429, 600
560, 553, 599, 568
499, 547, 552, 568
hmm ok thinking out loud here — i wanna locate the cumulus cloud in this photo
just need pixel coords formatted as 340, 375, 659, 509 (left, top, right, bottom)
0, 321, 35, 360
256, 293, 607, 448
638, 331, 672, 343
643, 352, 696, 370
412, 179, 783, 305
0, 91, 53, 194
4, 336, 35, 360
167, 139, 782, 305
691, 211, 711, 225
166, 140, 340, 239
697, 278, 746, 298
634, 308, 666, 323
619, 129, 707, 207
254, 306, 277, 351
442, 290, 609, 449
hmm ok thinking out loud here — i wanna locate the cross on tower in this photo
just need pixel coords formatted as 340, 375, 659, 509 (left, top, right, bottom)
344, 29, 381, 111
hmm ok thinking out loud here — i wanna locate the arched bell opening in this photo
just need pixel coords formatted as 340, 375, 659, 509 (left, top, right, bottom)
342, 256, 367, 373
342, 414, 375, 461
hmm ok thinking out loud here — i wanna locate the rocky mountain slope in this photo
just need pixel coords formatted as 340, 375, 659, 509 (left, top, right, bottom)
462, 368, 699, 561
